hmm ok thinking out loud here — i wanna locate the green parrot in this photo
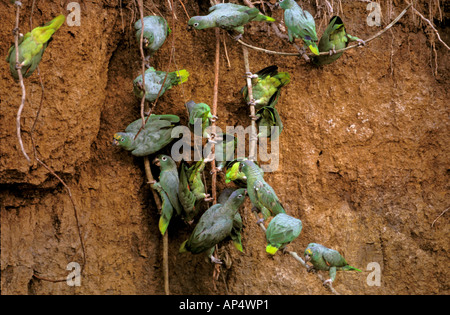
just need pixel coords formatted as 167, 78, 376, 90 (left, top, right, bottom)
6, 14, 65, 80
225, 160, 247, 186
152, 181, 174, 235
112, 114, 179, 156
265, 213, 302, 255
179, 188, 247, 263
278, 0, 319, 55
304, 243, 362, 286
218, 188, 244, 252
133, 67, 189, 102
185, 100, 217, 138
241, 65, 290, 110
240, 159, 286, 221
178, 159, 211, 223
225, 158, 264, 187
312, 16, 365, 66
135, 15, 171, 59
153, 155, 183, 218
188, 3, 275, 35
256, 106, 283, 139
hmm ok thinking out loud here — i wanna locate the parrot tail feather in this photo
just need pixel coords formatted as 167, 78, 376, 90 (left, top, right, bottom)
344, 265, 362, 272
159, 216, 169, 235
254, 15, 275, 22
179, 240, 188, 253
266, 244, 279, 255
278, 72, 291, 86
176, 69, 189, 85
234, 241, 243, 253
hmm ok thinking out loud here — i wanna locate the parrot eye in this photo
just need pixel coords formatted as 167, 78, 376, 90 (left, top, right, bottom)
238, 194, 243, 198
194, 23, 199, 27
162, 156, 167, 161
121, 138, 125, 142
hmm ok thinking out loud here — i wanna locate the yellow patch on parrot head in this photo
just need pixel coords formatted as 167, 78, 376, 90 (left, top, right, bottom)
305, 248, 313, 255
112, 133, 124, 146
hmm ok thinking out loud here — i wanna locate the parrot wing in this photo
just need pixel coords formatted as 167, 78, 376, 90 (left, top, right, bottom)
254, 180, 286, 217
322, 247, 348, 268
178, 160, 197, 221
256, 106, 283, 139
231, 211, 244, 252
184, 204, 229, 254
157, 186, 174, 235
160, 167, 183, 216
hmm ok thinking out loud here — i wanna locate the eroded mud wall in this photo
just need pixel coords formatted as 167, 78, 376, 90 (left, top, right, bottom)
1, 0, 448, 294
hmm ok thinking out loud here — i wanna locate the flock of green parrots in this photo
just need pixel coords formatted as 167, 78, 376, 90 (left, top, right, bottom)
6, 1, 364, 287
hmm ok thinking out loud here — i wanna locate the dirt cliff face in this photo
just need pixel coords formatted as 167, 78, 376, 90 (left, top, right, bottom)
1, 0, 448, 295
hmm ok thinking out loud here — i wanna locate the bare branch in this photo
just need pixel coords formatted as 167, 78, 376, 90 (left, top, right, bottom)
408, 2, 450, 50
13, 2, 31, 163
236, 3, 414, 58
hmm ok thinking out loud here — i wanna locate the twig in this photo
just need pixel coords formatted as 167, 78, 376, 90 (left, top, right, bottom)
13, 2, 31, 164
137, 0, 146, 129
222, 34, 231, 69
242, 46, 258, 161
431, 207, 449, 228
210, 27, 221, 205
236, 3, 413, 58
408, 2, 450, 50
288, 251, 340, 295
135, 0, 169, 295
167, 0, 177, 20
143, 157, 169, 295
178, 0, 190, 20
209, 0, 221, 289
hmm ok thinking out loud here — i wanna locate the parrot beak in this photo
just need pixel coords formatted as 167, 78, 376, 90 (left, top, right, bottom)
112, 138, 119, 146
152, 157, 160, 167
305, 254, 311, 262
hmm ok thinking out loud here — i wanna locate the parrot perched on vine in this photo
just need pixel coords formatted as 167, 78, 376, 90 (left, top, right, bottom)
312, 16, 365, 66
179, 188, 247, 263
153, 155, 183, 220
241, 65, 290, 110
240, 159, 286, 220
133, 67, 189, 102
304, 243, 362, 286
6, 14, 65, 80
185, 101, 217, 138
218, 188, 244, 252
135, 15, 171, 59
112, 114, 179, 156
188, 3, 275, 35
256, 106, 283, 139
265, 213, 302, 255
178, 159, 211, 223
278, 0, 319, 55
